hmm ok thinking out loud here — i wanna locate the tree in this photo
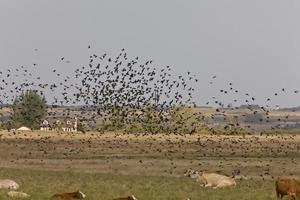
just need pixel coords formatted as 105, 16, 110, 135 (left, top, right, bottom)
77, 121, 86, 133
12, 90, 47, 129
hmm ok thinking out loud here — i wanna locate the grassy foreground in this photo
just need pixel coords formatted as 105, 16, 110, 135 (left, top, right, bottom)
0, 168, 277, 200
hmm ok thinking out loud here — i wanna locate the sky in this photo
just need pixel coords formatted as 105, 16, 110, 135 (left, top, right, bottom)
0, 0, 300, 107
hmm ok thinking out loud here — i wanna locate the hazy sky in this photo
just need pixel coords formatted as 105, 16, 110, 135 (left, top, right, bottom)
1, 1, 300, 107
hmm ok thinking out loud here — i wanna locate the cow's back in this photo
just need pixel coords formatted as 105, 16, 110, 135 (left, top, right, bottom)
52, 193, 73, 200
203, 173, 236, 187
0, 179, 19, 190
7, 191, 30, 198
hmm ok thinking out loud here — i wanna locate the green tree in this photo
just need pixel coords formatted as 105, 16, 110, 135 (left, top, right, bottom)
77, 122, 86, 133
12, 90, 47, 129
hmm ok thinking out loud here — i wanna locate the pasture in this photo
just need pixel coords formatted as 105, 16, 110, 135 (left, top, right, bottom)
0, 131, 299, 199
0, 168, 276, 200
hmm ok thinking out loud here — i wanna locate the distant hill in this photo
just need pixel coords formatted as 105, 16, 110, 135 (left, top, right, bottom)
1, 104, 300, 131
277, 106, 300, 112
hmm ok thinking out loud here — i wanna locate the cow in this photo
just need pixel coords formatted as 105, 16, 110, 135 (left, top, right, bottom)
184, 169, 237, 188
0, 179, 19, 190
113, 194, 138, 200
7, 191, 30, 198
275, 177, 300, 200
52, 190, 86, 200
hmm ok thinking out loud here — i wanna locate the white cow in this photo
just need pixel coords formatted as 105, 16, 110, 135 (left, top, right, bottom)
0, 179, 19, 190
7, 191, 30, 198
184, 169, 236, 188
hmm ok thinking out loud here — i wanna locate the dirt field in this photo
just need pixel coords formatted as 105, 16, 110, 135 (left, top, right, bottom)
0, 131, 299, 180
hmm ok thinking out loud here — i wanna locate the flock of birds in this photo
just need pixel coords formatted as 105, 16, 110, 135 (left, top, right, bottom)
0, 47, 299, 182
0, 47, 300, 132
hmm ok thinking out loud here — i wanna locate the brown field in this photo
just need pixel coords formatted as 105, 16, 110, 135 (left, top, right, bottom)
0, 130, 299, 180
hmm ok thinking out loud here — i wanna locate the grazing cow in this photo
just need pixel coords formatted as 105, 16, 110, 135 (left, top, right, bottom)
52, 191, 86, 200
113, 194, 138, 200
7, 191, 30, 198
0, 179, 19, 190
184, 169, 236, 188
275, 177, 300, 200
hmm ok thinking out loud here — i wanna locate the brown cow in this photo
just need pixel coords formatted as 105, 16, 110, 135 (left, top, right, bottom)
275, 177, 300, 200
52, 191, 86, 200
113, 194, 138, 200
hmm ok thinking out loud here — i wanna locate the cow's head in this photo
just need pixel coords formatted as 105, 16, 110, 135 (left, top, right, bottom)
195, 173, 207, 186
8, 183, 19, 190
130, 194, 138, 200
76, 190, 86, 199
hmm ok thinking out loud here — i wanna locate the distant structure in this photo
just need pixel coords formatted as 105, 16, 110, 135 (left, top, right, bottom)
40, 117, 77, 132
17, 126, 31, 131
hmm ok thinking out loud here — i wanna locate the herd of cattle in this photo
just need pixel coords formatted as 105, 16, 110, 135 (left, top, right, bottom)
0, 170, 299, 199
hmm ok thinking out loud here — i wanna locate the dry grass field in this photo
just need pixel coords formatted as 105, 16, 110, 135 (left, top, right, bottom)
0, 130, 299, 199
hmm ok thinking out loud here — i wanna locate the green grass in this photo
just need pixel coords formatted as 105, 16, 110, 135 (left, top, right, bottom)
0, 168, 278, 200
